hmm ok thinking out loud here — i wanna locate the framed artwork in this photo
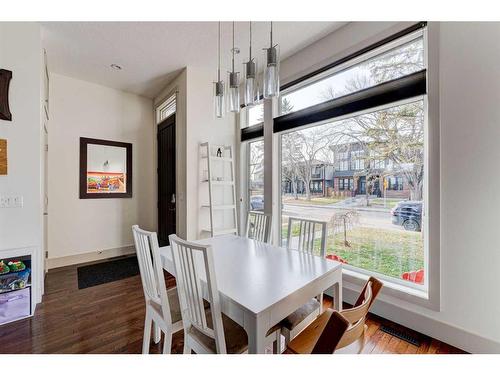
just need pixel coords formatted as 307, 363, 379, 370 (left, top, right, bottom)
79, 137, 132, 199
0, 69, 12, 121
0, 139, 7, 175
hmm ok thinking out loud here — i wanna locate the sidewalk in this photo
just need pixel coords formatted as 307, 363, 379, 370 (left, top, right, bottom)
283, 202, 391, 212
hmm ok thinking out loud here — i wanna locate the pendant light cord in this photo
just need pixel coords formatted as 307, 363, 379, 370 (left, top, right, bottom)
218, 21, 221, 81
270, 21, 273, 47
249, 21, 252, 60
232, 21, 235, 73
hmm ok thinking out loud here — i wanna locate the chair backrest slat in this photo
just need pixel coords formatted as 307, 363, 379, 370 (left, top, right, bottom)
340, 282, 373, 325
286, 217, 327, 257
132, 225, 172, 324
336, 279, 377, 350
246, 211, 272, 243
169, 234, 227, 353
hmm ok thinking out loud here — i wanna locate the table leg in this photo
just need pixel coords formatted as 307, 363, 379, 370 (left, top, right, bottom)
333, 277, 343, 311
245, 314, 267, 354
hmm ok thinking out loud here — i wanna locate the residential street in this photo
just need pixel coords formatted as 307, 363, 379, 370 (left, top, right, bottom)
282, 202, 399, 231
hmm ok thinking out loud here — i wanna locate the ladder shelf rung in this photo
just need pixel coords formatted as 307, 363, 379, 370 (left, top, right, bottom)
202, 228, 238, 235
204, 181, 234, 185
202, 156, 232, 162
202, 204, 235, 210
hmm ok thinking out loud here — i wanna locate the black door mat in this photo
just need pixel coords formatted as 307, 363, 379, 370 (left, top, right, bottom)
380, 324, 421, 347
77, 256, 139, 289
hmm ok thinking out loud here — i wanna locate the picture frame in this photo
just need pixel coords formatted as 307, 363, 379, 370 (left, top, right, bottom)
79, 137, 132, 199
0, 69, 12, 121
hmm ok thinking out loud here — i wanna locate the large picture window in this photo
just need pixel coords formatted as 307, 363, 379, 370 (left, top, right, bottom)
241, 24, 430, 295
280, 99, 425, 286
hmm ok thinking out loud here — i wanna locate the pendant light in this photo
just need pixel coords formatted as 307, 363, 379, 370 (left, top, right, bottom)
214, 22, 225, 118
263, 21, 280, 99
243, 22, 259, 106
227, 22, 240, 113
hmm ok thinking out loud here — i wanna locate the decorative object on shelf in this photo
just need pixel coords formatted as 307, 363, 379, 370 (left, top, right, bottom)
0, 260, 9, 275
216, 147, 222, 157
79, 137, 132, 199
0, 69, 12, 121
214, 22, 225, 118
263, 21, 280, 99
0, 138, 7, 175
7, 260, 25, 272
227, 22, 240, 113
0, 269, 30, 292
244, 22, 259, 107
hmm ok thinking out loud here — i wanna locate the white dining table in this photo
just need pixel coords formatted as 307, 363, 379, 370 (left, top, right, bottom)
159, 234, 342, 354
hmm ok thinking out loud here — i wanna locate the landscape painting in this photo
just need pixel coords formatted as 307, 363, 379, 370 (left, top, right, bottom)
87, 171, 126, 193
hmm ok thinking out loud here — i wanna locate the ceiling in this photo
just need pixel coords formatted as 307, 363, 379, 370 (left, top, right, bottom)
41, 22, 346, 98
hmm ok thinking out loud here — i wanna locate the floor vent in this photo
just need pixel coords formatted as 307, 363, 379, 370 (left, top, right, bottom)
380, 324, 421, 347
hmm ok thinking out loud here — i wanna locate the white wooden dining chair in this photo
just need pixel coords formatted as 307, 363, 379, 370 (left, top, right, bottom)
169, 234, 249, 354
280, 217, 329, 348
132, 225, 183, 354
246, 211, 272, 243
286, 216, 327, 257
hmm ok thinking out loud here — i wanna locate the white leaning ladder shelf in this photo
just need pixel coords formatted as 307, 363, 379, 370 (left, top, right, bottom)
200, 142, 238, 237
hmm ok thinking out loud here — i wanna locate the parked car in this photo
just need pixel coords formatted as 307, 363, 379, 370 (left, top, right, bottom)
250, 195, 264, 211
391, 201, 422, 231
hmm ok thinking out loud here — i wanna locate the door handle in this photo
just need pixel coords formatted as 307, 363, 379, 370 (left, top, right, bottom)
171, 193, 176, 203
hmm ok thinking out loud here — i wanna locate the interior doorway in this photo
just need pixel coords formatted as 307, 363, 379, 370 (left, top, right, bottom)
157, 114, 176, 246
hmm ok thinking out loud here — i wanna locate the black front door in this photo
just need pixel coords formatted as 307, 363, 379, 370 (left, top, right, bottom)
157, 115, 176, 246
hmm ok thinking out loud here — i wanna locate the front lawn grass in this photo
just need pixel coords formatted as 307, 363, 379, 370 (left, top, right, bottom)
281, 215, 424, 280
328, 227, 424, 279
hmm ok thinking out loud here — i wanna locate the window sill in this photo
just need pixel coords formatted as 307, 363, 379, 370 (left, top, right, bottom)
330, 268, 439, 311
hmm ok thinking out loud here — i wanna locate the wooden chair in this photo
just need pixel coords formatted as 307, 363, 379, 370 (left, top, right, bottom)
287, 277, 383, 354
132, 225, 183, 354
169, 234, 248, 354
246, 211, 272, 243
280, 217, 328, 348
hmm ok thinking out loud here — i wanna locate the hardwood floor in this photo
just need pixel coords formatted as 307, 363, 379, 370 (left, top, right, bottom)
0, 260, 465, 354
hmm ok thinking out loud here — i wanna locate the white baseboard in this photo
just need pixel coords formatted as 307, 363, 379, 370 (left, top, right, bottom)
341, 285, 500, 354
47, 245, 136, 269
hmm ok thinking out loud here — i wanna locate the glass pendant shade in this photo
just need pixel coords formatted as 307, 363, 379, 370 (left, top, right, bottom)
214, 81, 225, 118
244, 60, 259, 106
228, 71, 240, 112
263, 45, 280, 98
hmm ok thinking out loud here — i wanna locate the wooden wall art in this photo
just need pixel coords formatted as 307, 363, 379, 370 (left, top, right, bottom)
0, 139, 7, 175
0, 69, 12, 121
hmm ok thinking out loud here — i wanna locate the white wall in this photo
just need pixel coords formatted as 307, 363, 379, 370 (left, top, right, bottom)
0, 23, 43, 259
186, 67, 236, 240
154, 67, 236, 241
47, 73, 155, 266
279, 21, 500, 353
